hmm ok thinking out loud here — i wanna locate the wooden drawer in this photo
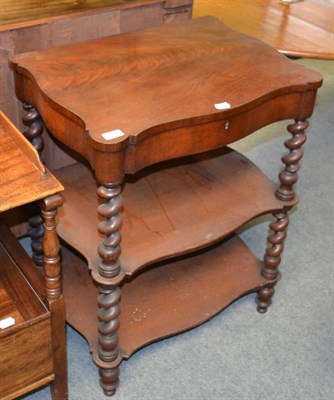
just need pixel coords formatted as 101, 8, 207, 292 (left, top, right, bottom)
0, 320, 54, 400
0, 221, 54, 399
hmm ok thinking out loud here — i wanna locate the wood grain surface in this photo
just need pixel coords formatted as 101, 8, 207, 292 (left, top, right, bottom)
193, 0, 334, 60
0, 111, 63, 213
0, 0, 174, 28
10, 17, 322, 176
54, 148, 297, 275
61, 235, 274, 358
8, 15, 323, 396
0, 221, 54, 399
1, 0, 193, 174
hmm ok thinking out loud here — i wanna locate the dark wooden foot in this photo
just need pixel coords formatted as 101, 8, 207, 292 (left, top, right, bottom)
99, 366, 120, 396
256, 284, 275, 314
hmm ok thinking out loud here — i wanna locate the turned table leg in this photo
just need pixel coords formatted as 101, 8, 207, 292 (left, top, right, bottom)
40, 194, 68, 400
92, 183, 124, 396
256, 118, 308, 313
256, 210, 289, 313
23, 104, 45, 267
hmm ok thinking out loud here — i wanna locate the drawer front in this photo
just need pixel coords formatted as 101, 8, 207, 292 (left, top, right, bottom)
0, 318, 53, 399
125, 91, 305, 174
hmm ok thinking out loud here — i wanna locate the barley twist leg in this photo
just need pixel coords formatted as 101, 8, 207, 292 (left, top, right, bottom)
257, 118, 308, 312
256, 211, 289, 313
276, 118, 308, 201
22, 104, 45, 266
92, 184, 124, 396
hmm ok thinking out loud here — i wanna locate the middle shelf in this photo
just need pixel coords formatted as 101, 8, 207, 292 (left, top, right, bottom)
54, 147, 296, 275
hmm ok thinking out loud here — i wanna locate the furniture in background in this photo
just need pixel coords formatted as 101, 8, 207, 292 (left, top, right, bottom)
0, 111, 66, 399
193, 0, 334, 60
10, 17, 322, 396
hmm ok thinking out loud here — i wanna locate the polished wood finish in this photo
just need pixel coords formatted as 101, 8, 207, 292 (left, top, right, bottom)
0, 112, 66, 399
0, 222, 52, 400
10, 18, 321, 175
0, 226, 47, 320
0, 220, 66, 400
0, 1, 147, 26
0, 111, 62, 213
61, 235, 273, 358
256, 210, 289, 313
54, 149, 297, 274
276, 119, 308, 200
193, 0, 334, 60
0, 0, 193, 173
0, 0, 192, 28
10, 17, 322, 396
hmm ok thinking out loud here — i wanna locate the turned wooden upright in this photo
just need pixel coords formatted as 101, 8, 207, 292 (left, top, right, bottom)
9, 17, 322, 396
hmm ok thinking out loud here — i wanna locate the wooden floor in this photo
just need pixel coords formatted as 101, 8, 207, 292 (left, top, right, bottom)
193, 0, 334, 59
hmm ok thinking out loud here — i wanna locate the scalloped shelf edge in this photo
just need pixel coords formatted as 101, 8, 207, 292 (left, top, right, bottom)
61, 234, 274, 359
55, 148, 296, 277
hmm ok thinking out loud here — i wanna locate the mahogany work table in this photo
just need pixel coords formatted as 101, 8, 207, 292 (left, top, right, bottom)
0, 111, 66, 399
10, 17, 323, 396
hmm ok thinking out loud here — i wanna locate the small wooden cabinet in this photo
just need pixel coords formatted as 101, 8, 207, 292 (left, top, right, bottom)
0, 112, 66, 399
9, 17, 323, 396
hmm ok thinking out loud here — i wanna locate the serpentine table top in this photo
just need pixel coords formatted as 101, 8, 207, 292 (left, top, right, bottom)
10, 16, 323, 184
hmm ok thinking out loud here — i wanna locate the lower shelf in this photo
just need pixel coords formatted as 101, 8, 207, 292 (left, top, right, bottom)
62, 234, 274, 359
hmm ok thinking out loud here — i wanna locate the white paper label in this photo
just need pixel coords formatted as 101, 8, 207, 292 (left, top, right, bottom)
214, 102, 231, 110
0, 317, 15, 329
101, 129, 125, 141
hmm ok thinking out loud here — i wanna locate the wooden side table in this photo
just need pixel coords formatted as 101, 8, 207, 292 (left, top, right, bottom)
0, 111, 67, 399
9, 17, 323, 396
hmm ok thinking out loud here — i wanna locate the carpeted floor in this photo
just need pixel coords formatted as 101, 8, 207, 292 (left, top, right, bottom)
20, 58, 333, 400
